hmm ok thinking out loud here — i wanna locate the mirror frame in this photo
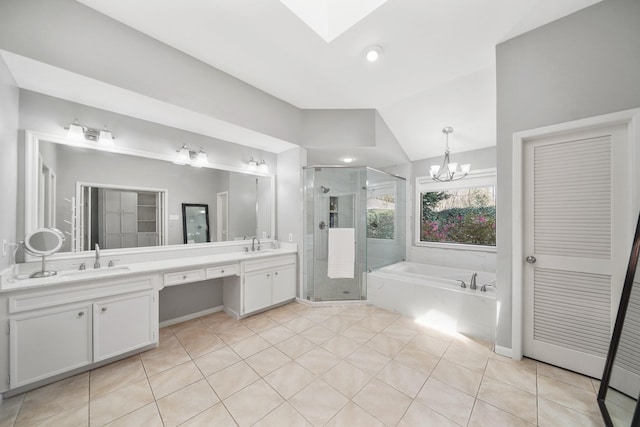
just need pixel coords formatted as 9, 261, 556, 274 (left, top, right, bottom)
182, 203, 211, 244
598, 212, 640, 426
22, 129, 276, 260
24, 227, 65, 256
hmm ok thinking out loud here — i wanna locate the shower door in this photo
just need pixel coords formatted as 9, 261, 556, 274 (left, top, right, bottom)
304, 167, 367, 301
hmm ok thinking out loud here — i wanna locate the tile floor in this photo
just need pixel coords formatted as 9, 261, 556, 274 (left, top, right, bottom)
0, 302, 606, 426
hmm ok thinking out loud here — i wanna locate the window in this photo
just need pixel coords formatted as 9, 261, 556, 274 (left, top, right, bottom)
367, 182, 396, 240
416, 169, 496, 249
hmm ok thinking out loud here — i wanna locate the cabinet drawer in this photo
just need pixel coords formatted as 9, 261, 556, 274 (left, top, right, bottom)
206, 264, 239, 279
163, 269, 205, 286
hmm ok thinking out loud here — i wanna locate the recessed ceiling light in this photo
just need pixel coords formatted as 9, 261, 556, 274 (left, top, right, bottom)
364, 45, 383, 62
343, 157, 354, 163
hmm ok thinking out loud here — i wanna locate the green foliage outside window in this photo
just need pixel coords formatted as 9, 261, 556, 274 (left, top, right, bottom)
368, 194, 395, 239
421, 188, 496, 246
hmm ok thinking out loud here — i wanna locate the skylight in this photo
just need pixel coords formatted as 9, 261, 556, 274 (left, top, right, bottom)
279, 0, 389, 42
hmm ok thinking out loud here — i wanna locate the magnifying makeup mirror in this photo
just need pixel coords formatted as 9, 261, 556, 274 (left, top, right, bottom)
23, 228, 65, 278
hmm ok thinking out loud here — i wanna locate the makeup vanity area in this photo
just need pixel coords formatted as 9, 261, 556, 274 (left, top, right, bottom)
0, 130, 298, 396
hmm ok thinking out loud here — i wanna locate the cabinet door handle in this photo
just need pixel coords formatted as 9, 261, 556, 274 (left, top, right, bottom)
78, 311, 85, 317
101, 307, 108, 312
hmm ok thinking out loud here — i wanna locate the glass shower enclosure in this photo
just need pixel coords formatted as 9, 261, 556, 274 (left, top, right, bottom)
303, 166, 406, 302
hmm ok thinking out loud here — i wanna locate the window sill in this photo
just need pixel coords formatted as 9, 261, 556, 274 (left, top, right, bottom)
414, 241, 497, 253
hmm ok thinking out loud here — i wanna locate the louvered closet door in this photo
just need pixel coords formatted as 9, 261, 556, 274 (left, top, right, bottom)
523, 124, 628, 378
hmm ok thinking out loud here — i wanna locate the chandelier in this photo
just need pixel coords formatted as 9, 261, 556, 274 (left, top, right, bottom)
430, 127, 470, 182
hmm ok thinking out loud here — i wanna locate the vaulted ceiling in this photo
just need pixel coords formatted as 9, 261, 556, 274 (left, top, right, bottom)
5, 0, 601, 164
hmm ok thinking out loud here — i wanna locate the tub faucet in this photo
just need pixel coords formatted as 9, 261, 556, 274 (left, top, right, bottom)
251, 237, 261, 252
470, 272, 478, 290
94, 244, 101, 269
457, 280, 466, 288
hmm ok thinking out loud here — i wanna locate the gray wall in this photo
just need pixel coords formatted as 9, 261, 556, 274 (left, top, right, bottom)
0, 55, 19, 269
277, 147, 307, 296
159, 280, 223, 323
495, 0, 640, 349
301, 110, 375, 147
0, 0, 302, 145
18, 90, 277, 173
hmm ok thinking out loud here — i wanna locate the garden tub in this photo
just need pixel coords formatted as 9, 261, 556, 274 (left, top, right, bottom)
367, 262, 496, 342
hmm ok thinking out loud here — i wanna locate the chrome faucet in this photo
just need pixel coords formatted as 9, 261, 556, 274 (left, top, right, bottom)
251, 237, 261, 252
94, 244, 101, 269
470, 272, 478, 290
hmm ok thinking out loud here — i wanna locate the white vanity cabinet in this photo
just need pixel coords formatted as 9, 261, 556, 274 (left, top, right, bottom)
243, 270, 274, 314
93, 292, 154, 362
226, 255, 296, 317
10, 303, 93, 389
7, 277, 157, 389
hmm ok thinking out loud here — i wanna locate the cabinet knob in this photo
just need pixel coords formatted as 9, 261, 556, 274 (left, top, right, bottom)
78, 312, 84, 317
275, 272, 278, 276
266, 274, 270, 277
221, 270, 225, 274
183, 275, 187, 279
101, 307, 108, 312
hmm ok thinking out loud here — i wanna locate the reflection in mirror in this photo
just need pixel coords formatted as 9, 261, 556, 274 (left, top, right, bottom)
23, 228, 65, 278
182, 204, 210, 244
27, 137, 274, 253
79, 185, 166, 251
599, 214, 640, 426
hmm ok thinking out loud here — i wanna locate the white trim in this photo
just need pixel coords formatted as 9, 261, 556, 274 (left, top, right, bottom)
158, 306, 224, 328
414, 241, 497, 253
494, 345, 512, 358
511, 108, 640, 362
295, 297, 370, 307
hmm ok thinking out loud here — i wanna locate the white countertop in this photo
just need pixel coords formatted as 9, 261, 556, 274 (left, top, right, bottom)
0, 247, 297, 293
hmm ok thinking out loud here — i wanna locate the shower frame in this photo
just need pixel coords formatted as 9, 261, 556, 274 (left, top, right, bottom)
302, 165, 406, 303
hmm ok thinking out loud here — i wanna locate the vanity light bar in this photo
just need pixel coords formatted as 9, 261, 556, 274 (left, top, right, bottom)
248, 157, 268, 173
65, 120, 115, 146
174, 145, 208, 167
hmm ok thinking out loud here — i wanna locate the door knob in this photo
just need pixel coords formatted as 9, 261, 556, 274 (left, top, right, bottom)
526, 256, 537, 264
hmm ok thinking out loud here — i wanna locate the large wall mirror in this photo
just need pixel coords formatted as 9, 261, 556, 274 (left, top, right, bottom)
598, 213, 640, 426
22, 131, 274, 255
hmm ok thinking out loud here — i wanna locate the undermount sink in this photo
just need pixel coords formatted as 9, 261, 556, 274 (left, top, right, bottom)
57, 265, 131, 277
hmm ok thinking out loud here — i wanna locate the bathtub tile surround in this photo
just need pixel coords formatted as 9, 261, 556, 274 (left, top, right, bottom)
0, 302, 603, 426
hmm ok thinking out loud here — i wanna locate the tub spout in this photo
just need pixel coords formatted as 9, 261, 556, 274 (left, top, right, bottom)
457, 280, 467, 288
470, 272, 478, 290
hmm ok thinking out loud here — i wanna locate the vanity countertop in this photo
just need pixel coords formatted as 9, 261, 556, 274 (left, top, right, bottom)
0, 247, 297, 293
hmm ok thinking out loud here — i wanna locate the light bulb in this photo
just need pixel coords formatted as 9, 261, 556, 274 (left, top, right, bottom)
67, 121, 85, 142
364, 45, 383, 62
97, 128, 114, 147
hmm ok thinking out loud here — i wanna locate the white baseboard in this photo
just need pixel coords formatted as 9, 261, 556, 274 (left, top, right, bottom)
494, 345, 513, 358
223, 306, 240, 320
159, 306, 224, 328
295, 297, 370, 307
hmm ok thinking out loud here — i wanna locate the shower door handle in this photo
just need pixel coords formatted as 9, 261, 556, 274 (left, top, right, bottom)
319, 221, 326, 230
526, 256, 536, 264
